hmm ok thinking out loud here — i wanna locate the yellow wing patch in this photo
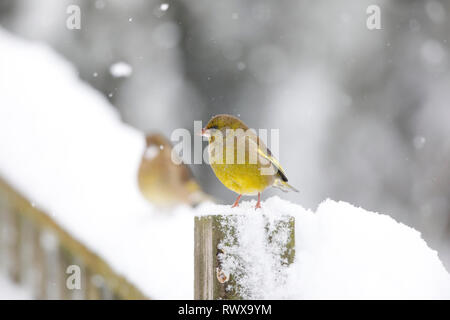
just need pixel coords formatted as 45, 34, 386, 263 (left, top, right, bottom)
257, 147, 288, 181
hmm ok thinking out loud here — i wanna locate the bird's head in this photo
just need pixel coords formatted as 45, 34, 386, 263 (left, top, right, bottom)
145, 134, 170, 149
201, 114, 248, 139
143, 133, 172, 161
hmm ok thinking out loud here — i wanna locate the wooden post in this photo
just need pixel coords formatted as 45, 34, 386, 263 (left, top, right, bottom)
86, 271, 106, 300
32, 225, 47, 299
5, 207, 23, 283
194, 214, 295, 300
19, 215, 35, 290
40, 229, 62, 299
59, 244, 77, 300
0, 196, 8, 273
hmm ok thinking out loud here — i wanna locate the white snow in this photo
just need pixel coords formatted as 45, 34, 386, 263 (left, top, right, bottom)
212, 211, 293, 299
0, 28, 449, 300
201, 197, 450, 299
0, 275, 32, 300
109, 61, 133, 78
160, 3, 169, 11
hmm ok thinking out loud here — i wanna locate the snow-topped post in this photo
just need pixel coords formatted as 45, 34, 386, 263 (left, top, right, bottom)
194, 214, 295, 300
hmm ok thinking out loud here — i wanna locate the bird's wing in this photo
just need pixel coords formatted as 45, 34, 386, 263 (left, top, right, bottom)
245, 132, 288, 182
257, 145, 288, 182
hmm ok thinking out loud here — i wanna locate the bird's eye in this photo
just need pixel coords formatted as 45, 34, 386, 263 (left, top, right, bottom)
209, 125, 218, 130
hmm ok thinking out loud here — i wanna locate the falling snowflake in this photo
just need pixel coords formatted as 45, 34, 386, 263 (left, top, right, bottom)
109, 62, 133, 78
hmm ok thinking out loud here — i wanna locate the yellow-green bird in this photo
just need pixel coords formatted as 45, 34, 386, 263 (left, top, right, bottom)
138, 134, 211, 209
201, 114, 298, 209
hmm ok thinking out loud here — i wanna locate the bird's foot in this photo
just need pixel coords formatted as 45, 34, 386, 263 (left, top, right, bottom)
231, 194, 242, 208
254, 192, 261, 210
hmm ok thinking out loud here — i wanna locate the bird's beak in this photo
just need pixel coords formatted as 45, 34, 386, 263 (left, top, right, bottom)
197, 128, 206, 137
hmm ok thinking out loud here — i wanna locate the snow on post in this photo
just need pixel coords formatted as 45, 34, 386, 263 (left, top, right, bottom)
195, 210, 295, 299
197, 198, 450, 299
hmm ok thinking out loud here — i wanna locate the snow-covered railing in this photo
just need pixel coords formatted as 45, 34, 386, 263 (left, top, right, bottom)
0, 178, 146, 299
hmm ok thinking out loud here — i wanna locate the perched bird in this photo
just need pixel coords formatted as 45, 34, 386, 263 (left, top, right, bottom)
201, 114, 298, 209
138, 134, 210, 209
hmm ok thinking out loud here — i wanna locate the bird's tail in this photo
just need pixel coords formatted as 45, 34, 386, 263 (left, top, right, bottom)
273, 178, 299, 193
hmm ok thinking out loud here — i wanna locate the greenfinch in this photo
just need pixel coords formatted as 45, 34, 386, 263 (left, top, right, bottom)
201, 114, 298, 209
138, 134, 210, 209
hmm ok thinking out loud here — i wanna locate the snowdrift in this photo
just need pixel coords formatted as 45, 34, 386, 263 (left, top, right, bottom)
202, 198, 450, 299
0, 28, 449, 299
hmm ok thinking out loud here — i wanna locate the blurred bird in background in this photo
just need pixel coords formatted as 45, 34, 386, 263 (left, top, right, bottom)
201, 114, 298, 209
138, 134, 211, 210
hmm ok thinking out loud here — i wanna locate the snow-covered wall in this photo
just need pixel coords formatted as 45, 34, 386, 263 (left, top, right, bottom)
0, 28, 449, 299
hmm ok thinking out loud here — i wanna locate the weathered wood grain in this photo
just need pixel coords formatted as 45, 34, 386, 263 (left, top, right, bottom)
194, 214, 295, 300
